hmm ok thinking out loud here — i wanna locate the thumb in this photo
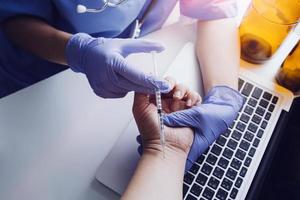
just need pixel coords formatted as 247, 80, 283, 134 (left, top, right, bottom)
133, 92, 150, 115
120, 39, 165, 57
163, 109, 195, 128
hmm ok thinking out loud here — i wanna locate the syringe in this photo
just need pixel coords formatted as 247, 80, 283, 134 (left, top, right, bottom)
151, 51, 166, 158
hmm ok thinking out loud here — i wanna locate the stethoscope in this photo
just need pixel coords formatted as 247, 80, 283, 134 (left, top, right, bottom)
76, 0, 156, 39
77, 0, 128, 13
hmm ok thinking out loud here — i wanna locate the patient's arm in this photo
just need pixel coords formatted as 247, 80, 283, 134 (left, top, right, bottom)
122, 79, 200, 200
196, 18, 240, 94
121, 135, 191, 200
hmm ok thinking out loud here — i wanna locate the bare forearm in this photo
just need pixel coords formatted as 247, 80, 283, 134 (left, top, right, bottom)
196, 18, 240, 94
2, 16, 71, 65
122, 145, 187, 200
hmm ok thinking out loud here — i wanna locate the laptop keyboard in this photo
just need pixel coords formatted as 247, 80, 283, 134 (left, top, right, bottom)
183, 78, 279, 200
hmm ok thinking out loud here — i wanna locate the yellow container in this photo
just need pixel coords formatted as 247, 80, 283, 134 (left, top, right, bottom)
276, 42, 300, 92
239, 0, 300, 64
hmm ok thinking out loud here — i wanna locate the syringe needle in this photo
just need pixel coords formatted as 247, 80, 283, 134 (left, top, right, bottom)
151, 51, 166, 158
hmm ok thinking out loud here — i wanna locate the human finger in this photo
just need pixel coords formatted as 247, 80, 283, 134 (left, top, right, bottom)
172, 83, 188, 100
184, 90, 202, 107
120, 39, 165, 57
113, 55, 171, 93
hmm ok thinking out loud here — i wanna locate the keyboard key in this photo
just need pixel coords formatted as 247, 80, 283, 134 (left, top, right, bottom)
252, 115, 262, 125
238, 78, 244, 91
231, 158, 242, 170
184, 173, 195, 185
203, 147, 210, 155
236, 122, 246, 132
186, 194, 197, 200
230, 188, 239, 199
242, 83, 254, 96
213, 167, 225, 179
216, 188, 228, 200
223, 148, 234, 159
182, 183, 189, 198
248, 98, 258, 107
265, 112, 271, 120
208, 177, 220, 189
244, 157, 252, 167
218, 157, 229, 169
229, 121, 236, 129
197, 155, 205, 165
268, 104, 275, 112
249, 147, 256, 157
203, 187, 215, 200
255, 106, 265, 116
190, 183, 203, 196
221, 177, 233, 191
240, 167, 248, 177
257, 129, 264, 138
253, 138, 260, 147
251, 87, 263, 99
216, 136, 227, 146
235, 149, 246, 161
240, 114, 250, 124
183, 183, 189, 198
226, 168, 238, 180
248, 123, 258, 133
190, 164, 200, 174
261, 121, 268, 129
235, 177, 243, 188
207, 154, 218, 166
239, 140, 250, 151
263, 92, 272, 101
232, 131, 242, 141
227, 139, 238, 150
244, 131, 254, 142
238, 79, 244, 91
223, 129, 231, 138
272, 96, 278, 104
201, 163, 213, 175
211, 144, 222, 156
244, 106, 254, 115
196, 173, 208, 186
259, 99, 269, 108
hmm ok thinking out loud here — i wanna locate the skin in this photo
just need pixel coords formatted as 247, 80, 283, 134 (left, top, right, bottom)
196, 18, 240, 93
122, 78, 199, 200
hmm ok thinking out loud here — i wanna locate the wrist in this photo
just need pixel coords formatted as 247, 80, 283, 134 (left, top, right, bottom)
65, 32, 94, 73
142, 143, 189, 166
204, 85, 244, 110
142, 126, 194, 159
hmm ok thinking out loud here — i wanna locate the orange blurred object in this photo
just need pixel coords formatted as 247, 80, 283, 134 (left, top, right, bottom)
239, 0, 300, 64
276, 42, 300, 92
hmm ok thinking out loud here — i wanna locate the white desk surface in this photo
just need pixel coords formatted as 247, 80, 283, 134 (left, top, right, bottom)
0, 1, 298, 200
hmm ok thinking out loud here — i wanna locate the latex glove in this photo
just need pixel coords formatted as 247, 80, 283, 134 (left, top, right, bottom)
163, 86, 244, 172
65, 33, 170, 98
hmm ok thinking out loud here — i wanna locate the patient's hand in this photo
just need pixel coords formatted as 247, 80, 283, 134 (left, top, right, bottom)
133, 77, 201, 155
123, 77, 201, 200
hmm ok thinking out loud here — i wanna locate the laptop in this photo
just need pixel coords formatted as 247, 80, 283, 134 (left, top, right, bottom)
95, 42, 295, 200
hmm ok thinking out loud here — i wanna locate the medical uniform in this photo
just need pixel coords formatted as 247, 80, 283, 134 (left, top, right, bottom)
0, 0, 237, 97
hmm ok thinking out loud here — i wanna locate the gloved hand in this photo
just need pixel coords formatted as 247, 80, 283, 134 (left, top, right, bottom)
163, 86, 244, 172
65, 33, 170, 98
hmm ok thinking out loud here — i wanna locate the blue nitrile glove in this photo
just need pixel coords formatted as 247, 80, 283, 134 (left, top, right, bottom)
163, 86, 244, 172
65, 33, 170, 98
